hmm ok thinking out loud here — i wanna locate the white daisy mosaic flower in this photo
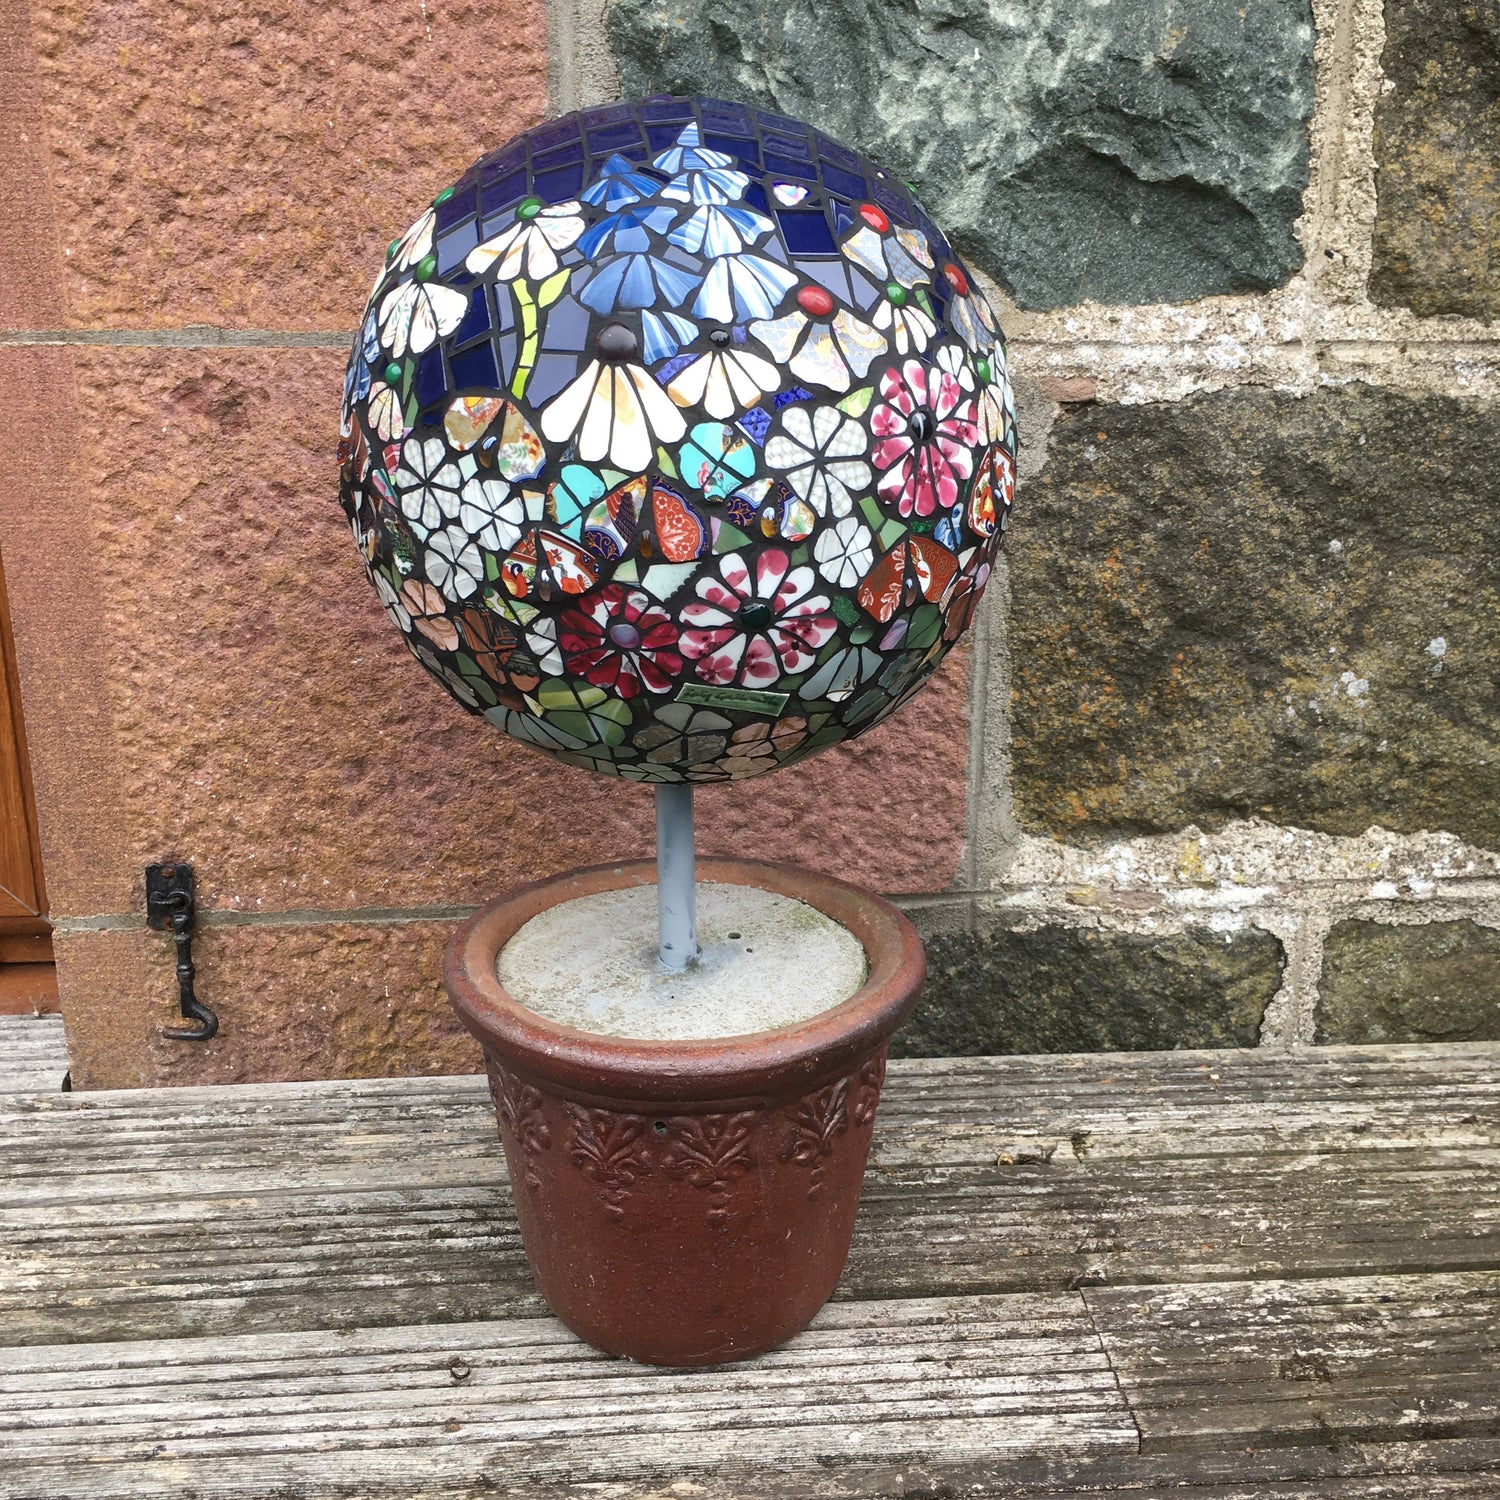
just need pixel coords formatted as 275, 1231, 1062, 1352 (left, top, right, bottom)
377, 278, 468, 357
665, 344, 781, 420
424, 524, 484, 603
764, 404, 872, 518
393, 437, 463, 538
457, 475, 525, 552
813, 515, 877, 589
540, 354, 687, 473
466, 201, 585, 282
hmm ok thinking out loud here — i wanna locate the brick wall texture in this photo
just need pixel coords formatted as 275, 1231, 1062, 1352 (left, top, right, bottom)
1, 0, 1496, 1086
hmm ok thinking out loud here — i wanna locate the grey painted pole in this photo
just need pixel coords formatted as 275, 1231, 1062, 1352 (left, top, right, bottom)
655, 783, 698, 971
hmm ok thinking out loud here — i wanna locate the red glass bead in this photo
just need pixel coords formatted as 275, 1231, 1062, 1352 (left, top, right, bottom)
858, 202, 890, 232
943, 262, 970, 296
796, 285, 835, 316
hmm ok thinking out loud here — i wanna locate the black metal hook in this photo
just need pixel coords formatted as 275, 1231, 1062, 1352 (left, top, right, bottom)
146, 864, 218, 1042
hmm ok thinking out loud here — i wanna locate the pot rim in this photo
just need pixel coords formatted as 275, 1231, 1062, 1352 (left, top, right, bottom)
444, 857, 925, 1105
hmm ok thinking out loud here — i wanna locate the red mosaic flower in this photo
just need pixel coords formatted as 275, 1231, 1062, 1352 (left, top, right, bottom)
869, 359, 979, 518
559, 584, 683, 698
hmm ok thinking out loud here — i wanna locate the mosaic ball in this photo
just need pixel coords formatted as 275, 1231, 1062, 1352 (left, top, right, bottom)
338, 95, 1017, 783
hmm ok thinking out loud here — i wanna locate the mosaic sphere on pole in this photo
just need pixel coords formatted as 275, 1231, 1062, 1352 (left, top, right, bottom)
338, 95, 1017, 783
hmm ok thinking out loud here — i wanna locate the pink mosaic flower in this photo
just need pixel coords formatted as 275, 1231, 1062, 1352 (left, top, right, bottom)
559, 584, 683, 699
679, 550, 836, 689
869, 359, 979, 518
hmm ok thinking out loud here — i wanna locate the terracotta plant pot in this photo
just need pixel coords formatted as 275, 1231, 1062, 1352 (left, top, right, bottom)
444, 857, 925, 1367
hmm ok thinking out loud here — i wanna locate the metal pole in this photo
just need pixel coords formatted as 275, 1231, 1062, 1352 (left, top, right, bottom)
655, 783, 698, 971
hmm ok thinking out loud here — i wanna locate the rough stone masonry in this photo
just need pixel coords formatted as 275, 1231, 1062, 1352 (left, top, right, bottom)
599, 0, 1500, 1052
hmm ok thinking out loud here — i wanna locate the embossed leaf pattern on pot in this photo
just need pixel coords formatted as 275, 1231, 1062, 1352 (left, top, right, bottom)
490, 1067, 552, 1190
564, 1103, 653, 1219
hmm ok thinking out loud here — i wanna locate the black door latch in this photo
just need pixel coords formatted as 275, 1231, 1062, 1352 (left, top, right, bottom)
145, 863, 218, 1042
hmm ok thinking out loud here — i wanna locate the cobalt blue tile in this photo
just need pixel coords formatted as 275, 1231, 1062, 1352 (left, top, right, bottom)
433, 186, 476, 235
871, 182, 912, 225
763, 153, 817, 179
641, 99, 694, 122
451, 285, 492, 346
587, 122, 643, 152
414, 347, 448, 407
533, 141, 587, 171
448, 339, 500, 391
532, 163, 585, 201
742, 181, 769, 213
479, 170, 527, 217
820, 165, 866, 201
777, 210, 838, 255
528, 116, 581, 151
762, 130, 812, 161
831, 200, 856, 236
814, 134, 860, 171
526, 352, 579, 406
705, 134, 761, 168
581, 102, 635, 127
757, 110, 806, 134
478, 142, 525, 180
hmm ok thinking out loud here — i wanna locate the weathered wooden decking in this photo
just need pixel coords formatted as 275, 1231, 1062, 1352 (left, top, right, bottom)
1, 1042, 1496, 1497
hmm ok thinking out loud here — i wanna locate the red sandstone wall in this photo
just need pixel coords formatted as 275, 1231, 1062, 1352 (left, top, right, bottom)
0, 0, 971, 1088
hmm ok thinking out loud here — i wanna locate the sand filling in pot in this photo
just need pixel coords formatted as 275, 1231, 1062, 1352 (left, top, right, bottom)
497, 882, 869, 1041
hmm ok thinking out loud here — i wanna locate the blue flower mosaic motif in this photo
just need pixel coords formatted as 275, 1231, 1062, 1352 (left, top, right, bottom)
338, 95, 1017, 783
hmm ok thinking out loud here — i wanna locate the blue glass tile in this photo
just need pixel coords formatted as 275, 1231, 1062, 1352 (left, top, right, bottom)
529, 115, 581, 151
540, 295, 592, 352
742, 181, 769, 213
435, 217, 481, 275
647, 123, 689, 150
532, 163, 584, 202
478, 142, 525, 180
527, 352, 579, 406
820, 165, 866, 201
433, 186, 476, 235
757, 110, 805, 135
763, 153, 817, 180
449, 340, 499, 391
814, 135, 859, 170
451, 285, 492, 346
845, 267, 881, 310
774, 385, 815, 409
587, 122, 642, 152
414, 347, 448, 407
803, 258, 851, 301
871, 182, 912, 225
581, 101, 635, 127
496, 330, 517, 371
533, 140, 587, 170
641, 99, 694, 122
479, 170, 527, 217
831, 200, 856, 236
762, 130, 812, 162
738, 407, 771, 444
705, 134, 761, 168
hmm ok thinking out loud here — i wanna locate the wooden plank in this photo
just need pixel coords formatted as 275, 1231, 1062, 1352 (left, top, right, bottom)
1, 1046, 1495, 1347
1089, 1272, 1500, 1453
0, 1293, 1136, 1497
0, 1013, 66, 1095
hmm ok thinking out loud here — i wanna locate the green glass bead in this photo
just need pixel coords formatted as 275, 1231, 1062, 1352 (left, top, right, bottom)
886, 281, 906, 307
386, 239, 400, 260
976, 356, 992, 384
415, 254, 437, 283
517, 196, 543, 220
433, 186, 455, 205
384, 362, 402, 384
